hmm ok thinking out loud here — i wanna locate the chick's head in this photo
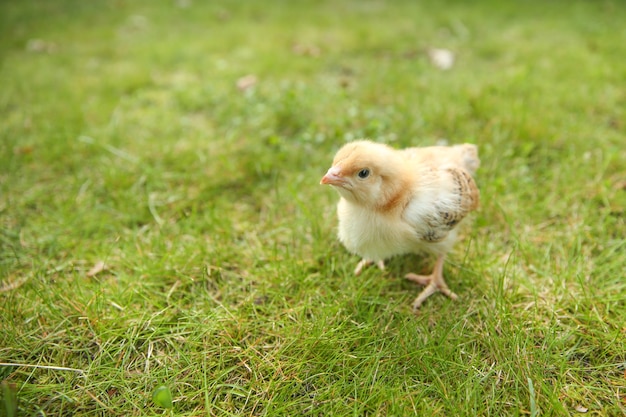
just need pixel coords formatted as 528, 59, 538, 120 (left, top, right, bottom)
321, 140, 405, 208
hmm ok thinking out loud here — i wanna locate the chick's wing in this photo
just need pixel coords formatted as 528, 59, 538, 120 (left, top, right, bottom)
398, 142, 480, 245
420, 166, 480, 243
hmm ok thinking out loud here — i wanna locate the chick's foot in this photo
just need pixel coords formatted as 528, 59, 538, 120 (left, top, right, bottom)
405, 256, 458, 310
354, 259, 385, 275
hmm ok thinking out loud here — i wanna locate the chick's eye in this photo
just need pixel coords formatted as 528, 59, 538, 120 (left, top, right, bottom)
357, 168, 370, 179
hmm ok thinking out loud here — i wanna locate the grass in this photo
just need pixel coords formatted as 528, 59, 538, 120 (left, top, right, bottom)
1, 0, 625, 415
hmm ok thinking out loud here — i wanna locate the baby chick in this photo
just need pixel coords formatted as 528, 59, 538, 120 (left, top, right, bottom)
320, 140, 479, 310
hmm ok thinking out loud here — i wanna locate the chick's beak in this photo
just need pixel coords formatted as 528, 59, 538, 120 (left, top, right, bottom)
320, 167, 344, 185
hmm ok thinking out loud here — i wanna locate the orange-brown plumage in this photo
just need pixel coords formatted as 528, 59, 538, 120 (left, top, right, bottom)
321, 140, 480, 310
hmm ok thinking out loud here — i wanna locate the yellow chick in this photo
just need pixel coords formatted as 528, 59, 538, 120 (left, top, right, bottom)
320, 140, 480, 310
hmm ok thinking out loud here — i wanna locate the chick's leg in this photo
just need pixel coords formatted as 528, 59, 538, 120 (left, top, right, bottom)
405, 255, 458, 309
354, 259, 385, 275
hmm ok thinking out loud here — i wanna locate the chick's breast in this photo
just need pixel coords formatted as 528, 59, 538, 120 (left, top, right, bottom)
337, 198, 418, 262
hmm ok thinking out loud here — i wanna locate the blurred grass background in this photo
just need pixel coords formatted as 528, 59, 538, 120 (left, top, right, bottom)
1, 0, 625, 415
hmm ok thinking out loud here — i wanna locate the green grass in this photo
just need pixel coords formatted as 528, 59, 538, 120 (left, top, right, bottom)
1, 0, 625, 415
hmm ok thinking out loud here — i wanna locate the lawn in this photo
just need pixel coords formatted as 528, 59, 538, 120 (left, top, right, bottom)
1, 0, 625, 415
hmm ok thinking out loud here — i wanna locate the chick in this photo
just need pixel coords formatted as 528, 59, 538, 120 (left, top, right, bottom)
320, 140, 479, 310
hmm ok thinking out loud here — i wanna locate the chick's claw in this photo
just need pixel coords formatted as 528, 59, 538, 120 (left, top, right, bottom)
354, 259, 385, 275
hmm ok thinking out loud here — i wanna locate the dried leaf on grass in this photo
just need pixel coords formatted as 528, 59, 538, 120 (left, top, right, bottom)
236, 74, 257, 91
292, 43, 321, 57
86, 261, 107, 277
0, 276, 29, 293
26, 39, 58, 53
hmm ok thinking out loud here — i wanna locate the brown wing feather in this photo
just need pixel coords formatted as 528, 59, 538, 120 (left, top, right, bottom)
447, 167, 480, 214
421, 167, 479, 242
